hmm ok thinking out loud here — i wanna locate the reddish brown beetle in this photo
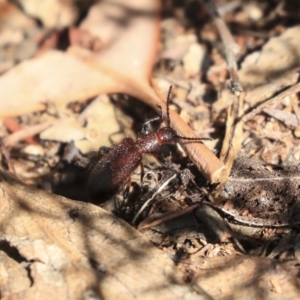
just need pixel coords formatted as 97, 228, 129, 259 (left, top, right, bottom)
87, 86, 208, 203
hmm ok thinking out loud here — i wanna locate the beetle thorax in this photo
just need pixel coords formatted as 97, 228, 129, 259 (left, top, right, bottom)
156, 127, 176, 144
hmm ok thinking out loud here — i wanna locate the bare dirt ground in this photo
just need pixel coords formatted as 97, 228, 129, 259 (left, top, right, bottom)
1, 1, 300, 299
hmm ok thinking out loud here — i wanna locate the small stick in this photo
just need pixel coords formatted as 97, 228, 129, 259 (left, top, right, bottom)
150, 80, 224, 183
242, 82, 300, 123
3, 118, 39, 145
204, 0, 242, 95
291, 96, 300, 126
137, 204, 199, 230
0, 139, 18, 176
2, 121, 54, 147
132, 173, 177, 224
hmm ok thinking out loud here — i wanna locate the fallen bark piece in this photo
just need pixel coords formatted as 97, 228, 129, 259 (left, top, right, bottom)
0, 170, 207, 300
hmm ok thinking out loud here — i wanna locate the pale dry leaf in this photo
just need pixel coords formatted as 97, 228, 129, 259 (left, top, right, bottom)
0, 2, 42, 73
75, 94, 133, 154
194, 255, 300, 300
80, 0, 159, 77
0, 50, 109, 117
214, 25, 300, 113
0, 0, 160, 117
0, 2, 35, 28
239, 25, 300, 87
40, 117, 86, 143
69, 0, 160, 96
0, 170, 207, 300
263, 108, 299, 128
39, 95, 133, 153
16, 0, 78, 29
182, 43, 206, 77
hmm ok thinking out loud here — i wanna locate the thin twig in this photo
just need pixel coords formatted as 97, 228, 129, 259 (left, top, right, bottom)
132, 173, 177, 224
204, 0, 242, 95
138, 204, 199, 230
291, 95, 300, 126
213, 92, 245, 201
2, 121, 54, 147
150, 80, 224, 183
0, 139, 18, 176
242, 82, 300, 123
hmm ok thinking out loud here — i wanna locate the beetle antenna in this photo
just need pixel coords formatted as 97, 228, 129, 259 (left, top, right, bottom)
166, 85, 173, 127
166, 85, 211, 142
175, 135, 212, 141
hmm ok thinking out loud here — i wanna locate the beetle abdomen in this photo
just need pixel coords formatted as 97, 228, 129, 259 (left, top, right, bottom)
87, 138, 142, 203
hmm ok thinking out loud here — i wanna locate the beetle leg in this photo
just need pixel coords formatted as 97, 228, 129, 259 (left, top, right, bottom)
98, 146, 111, 157
141, 116, 160, 134
123, 177, 131, 200
140, 162, 145, 183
